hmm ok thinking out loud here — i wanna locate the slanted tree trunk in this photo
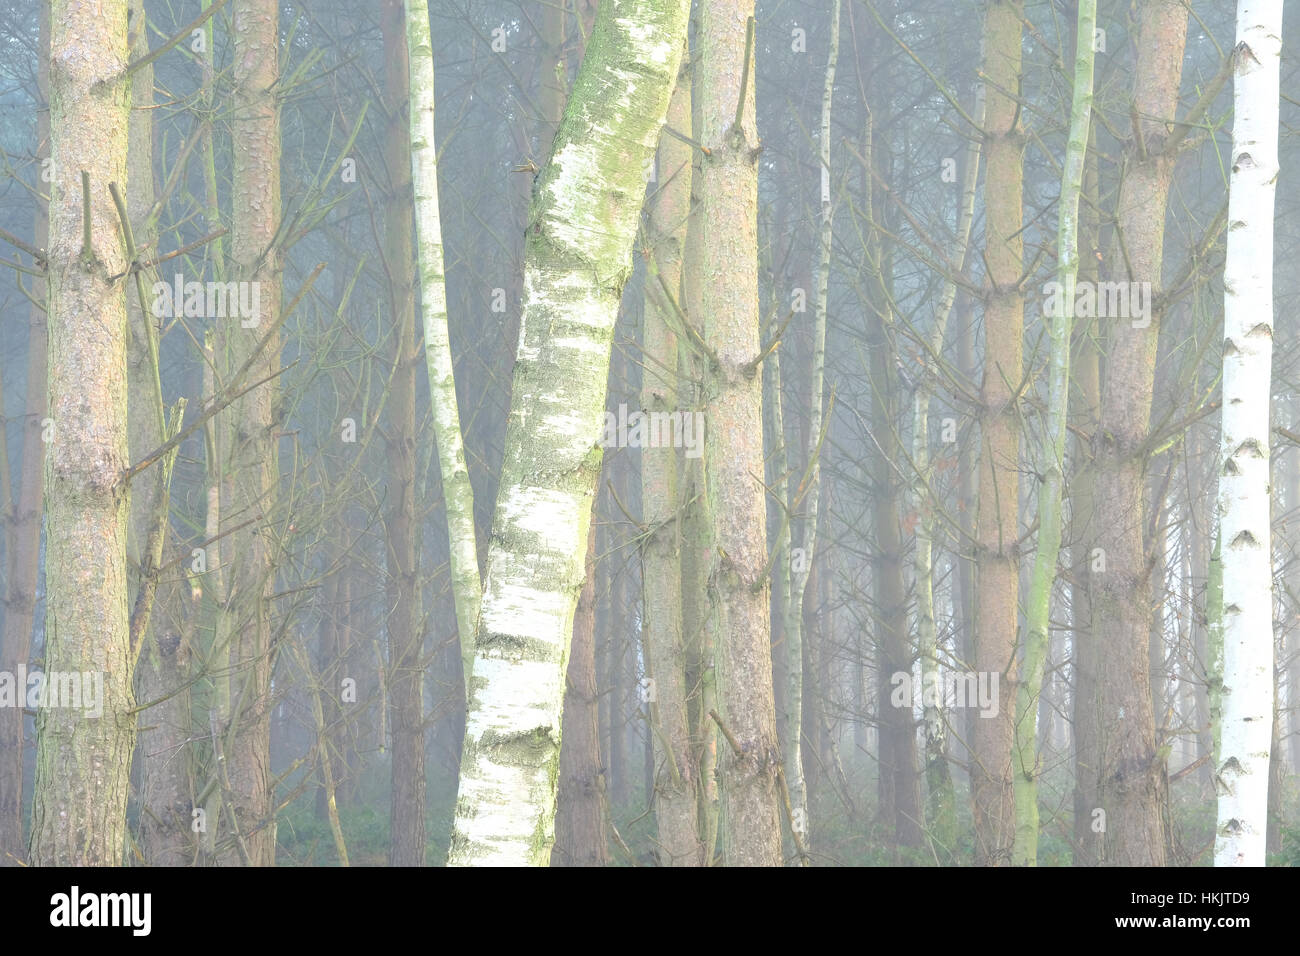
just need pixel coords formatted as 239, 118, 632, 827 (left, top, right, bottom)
1214, 0, 1281, 868
447, 0, 690, 866
30, 0, 133, 867
405, 0, 481, 697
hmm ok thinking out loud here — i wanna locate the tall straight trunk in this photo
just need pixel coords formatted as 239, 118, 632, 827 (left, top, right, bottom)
127, 0, 192, 866
641, 60, 702, 866
1214, 0, 1281, 868
30, 0, 133, 866
695, 5, 782, 867
406, 0, 482, 696
971, 0, 1024, 867
0, 5, 48, 867
553, 526, 609, 865
384, 0, 427, 866
1090, 0, 1187, 867
217, 0, 283, 866
1070, 114, 1103, 862
681, 42, 720, 855
1012, 0, 1095, 866
447, 0, 689, 866
862, 105, 921, 849
778, 0, 840, 855
912, 77, 983, 863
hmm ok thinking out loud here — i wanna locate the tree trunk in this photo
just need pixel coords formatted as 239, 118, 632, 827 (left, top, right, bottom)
447, 0, 689, 865
216, 0, 284, 866
0, 4, 48, 867
971, 0, 1024, 867
383, 0, 427, 866
1090, 0, 1187, 867
30, 0, 133, 867
406, 0, 482, 698
694, 5, 783, 866
641, 59, 702, 866
553, 526, 609, 866
1214, 0, 1281, 868
1013, 0, 1095, 866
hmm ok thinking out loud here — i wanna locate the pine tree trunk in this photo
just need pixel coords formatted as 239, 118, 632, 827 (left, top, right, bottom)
553, 526, 609, 866
641, 59, 702, 866
217, 0, 283, 866
0, 4, 48, 867
695, 4, 783, 866
383, 0, 428, 866
971, 0, 1024, 867
1091, 0, 1187, 867
30, 0, 134, 867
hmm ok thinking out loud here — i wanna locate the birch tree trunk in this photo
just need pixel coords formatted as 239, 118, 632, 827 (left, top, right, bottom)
1214, 0, 1282, 868
447, 0, 690, 866
780, 0, 839, 855
1012, 0, 1095, 866
695, 6, 783, 867
30, 0, 133, 866
405, 0, 482, 695
971, 0, 1024, 866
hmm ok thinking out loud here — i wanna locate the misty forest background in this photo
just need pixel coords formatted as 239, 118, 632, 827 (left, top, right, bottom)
0, 0, 1296, 867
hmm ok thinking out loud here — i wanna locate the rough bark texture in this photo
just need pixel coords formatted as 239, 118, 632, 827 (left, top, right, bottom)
447, 0, 689, 866
385, 0, 426, 866
553, 526, 609, 866
1090, 0, 1187, 867
217, 0, 283, 866
971, 0, 1023, 866
641, 61, 702, 866
128, 0, 193, 866
695, 2, 783, 866
30, 0, 134, 867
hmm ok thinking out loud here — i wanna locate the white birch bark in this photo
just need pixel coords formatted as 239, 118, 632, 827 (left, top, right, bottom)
1214, 0, 1282, 869
405, 0, 482, 693
448, 0, 690, 866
